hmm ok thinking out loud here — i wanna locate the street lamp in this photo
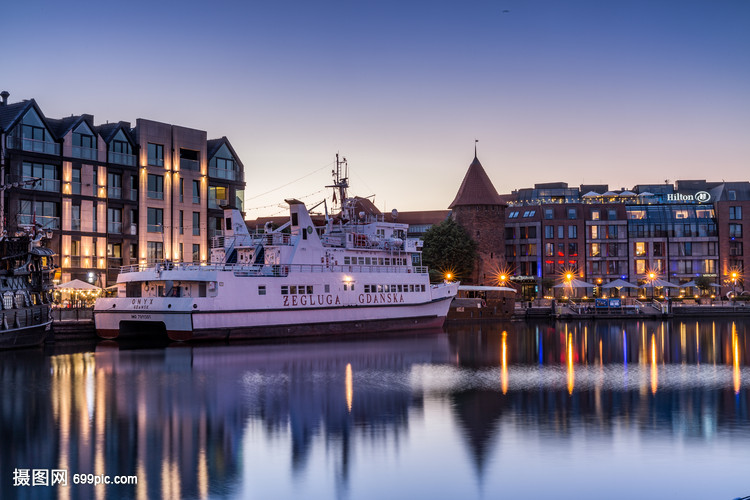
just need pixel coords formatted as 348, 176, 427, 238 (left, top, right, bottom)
731, 271, 738, 303
648, 272, 656, 301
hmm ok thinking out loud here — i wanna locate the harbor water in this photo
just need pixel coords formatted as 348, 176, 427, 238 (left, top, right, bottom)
2, 318, 749, 499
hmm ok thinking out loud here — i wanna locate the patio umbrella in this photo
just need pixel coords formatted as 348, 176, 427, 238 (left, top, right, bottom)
582, 191, 600, 198
680, 280, 697, 288
602, 278, 639, 289
640, 278, 679, 288
553, 278, 595, 288
55, 279, 101, 291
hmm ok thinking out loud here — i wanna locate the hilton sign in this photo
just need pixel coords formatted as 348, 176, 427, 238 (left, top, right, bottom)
665, 191, 711, 203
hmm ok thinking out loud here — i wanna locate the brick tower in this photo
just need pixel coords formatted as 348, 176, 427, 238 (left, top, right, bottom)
449, 154, 506, 286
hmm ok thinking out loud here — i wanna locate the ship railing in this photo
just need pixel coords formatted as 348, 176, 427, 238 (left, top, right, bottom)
119, 262, 430, 276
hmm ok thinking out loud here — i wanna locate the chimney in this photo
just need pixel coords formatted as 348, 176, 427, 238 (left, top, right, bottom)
0, 91, 9, 106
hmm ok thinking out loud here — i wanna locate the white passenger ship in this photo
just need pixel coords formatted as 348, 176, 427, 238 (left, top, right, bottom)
95, 160, 458, 341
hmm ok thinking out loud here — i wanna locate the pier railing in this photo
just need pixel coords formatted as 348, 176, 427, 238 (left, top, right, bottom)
119, 262, 429, 277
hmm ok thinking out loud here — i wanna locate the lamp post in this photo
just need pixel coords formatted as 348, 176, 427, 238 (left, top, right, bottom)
731, 271, 738, 304
648, 272, 656, 301
565, 272, 573, 301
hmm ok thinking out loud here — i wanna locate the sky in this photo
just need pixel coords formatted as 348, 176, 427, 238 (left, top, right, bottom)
3, 0, 749, 217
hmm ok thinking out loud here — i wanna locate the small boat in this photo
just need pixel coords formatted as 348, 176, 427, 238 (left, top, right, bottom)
0, 229, 55, 349
94, 156, 459, 341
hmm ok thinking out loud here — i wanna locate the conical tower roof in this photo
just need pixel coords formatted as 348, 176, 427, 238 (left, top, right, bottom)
449, 156, 502, 208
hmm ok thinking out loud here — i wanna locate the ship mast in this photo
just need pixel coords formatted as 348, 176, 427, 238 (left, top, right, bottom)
326, 153, 349, 218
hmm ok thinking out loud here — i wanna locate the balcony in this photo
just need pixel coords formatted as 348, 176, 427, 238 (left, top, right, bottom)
208, 198, 229, 209
110, 152, 136, 166
73, 146, 97, 160
71, 219, 81, 231
180, 159, 200, 171
209, 168, 240, 181
107, 258, 123, 269
147, 224, 163, 233
147, 190, 164, 200
128, 189, 138, 201
19, 215, 59, 229
8, 136, 60, 155
23, 176, 60, 193
129, 224, 137, 235
108, 186, 122, 199
108, 222, 122, 234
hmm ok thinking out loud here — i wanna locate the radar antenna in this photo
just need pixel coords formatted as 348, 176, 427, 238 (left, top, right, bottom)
326, 153, 349, 215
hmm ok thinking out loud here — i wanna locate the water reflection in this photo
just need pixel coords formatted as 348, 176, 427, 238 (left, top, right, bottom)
1, 320, 749, 499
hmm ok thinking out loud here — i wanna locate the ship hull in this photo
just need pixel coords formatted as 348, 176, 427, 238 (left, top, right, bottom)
95, 296, 453, 342
0, 319, 52, 349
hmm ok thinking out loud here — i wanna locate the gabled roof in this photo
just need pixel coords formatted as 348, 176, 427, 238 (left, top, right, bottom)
95, 121, 135, 145
0, 100, 32, 132
47, 114, 95, 138
449, 156, 503, 208
207, 136, 244, 170
0, 99, 55, 136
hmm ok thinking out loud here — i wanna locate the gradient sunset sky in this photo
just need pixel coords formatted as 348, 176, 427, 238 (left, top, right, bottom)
4, 0, 749, 216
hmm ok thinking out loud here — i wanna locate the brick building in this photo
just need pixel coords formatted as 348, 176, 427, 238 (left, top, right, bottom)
449, 155, 506, 286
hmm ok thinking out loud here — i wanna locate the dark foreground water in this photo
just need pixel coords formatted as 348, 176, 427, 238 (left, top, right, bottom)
1, 319, 750, 500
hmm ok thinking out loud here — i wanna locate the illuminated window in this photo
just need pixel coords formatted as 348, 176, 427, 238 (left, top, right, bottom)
636, 259, 647, 274
635, 242, 647, 256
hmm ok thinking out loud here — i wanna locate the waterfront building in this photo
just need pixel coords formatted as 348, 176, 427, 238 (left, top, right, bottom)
504, 180, 749, 299
449, 155, 506, 286
0, 91, 245, 286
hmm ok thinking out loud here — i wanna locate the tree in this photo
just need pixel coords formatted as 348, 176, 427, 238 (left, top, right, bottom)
421, 217, 477, 283
694, 275, 713, 295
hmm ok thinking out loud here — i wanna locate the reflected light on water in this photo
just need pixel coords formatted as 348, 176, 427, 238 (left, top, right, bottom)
567, 333, 574, 395
501, 331, 508, 394
651, 334, 658, 394
346, 363, 353, 412
733, 322, 741, 395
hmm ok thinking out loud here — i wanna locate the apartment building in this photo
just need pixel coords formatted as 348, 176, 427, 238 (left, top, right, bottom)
0, 91, 245, 286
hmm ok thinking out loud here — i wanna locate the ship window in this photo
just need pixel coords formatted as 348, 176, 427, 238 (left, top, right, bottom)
385, 258, 391, 265
258, 285, 266, 295
364, 285, 370, 293
358, 257, 365, 265
410, 285, 415, 292
307, 286, 313, 294
324, 284, 330, 293
343, 284, 348, 291
379, 258, 384, 265
2, 292, 11, 309
384, 285, 389, 292
281, 286, 289, 295
290, 286, 297, 294
398, 285, 403, 292
365, 257, 371, 265
297, 285, 305, 294
377, 285, 383, 292
292, 213, 298, 226
15, 292, 25, 309
199, 283, 207, 297
351, 284, 354, 291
